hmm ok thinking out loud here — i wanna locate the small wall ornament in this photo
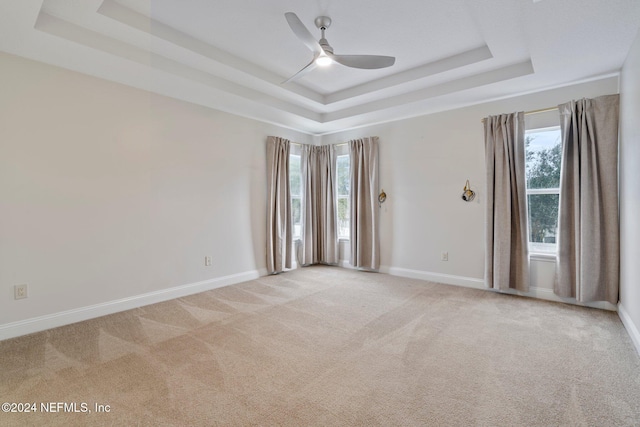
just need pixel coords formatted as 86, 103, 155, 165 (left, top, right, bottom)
461, 180, 475, 202
378, 189, 387, 207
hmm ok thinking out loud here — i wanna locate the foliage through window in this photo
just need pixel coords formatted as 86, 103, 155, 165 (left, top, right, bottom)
289, 154, 302, 240
336, 154, 350, 239
525, 127, 562, 253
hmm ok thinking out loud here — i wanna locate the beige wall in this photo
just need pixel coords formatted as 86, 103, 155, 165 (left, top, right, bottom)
620, 28, 640, 352
0, 52, 313, 332
322, 76, 619, 309
0, 46, 629, 340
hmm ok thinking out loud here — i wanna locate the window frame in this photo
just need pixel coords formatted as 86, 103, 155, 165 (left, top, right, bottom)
524, 125, 562, 256
289, 149, 302, 242
526, 189, 560, 254
336, 151, 350, 240
525, 125, 562, 258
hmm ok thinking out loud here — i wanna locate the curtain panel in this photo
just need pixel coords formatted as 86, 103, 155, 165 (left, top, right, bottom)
300, 144, 339, 265
484, 112, 530, 292
555, 94, 620, 304
349, 137, 380, 270
266, 136, 292, 274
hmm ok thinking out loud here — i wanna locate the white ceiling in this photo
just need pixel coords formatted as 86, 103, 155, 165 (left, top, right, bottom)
1, 0, 639, 135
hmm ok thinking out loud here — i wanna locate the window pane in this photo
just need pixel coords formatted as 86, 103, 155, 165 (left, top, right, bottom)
290, 155, 301, 196
291, 196, 301, 239
337, 155, 350, 196
527, 193, 559, 249
337, 196, 349, 238
525, 129, 562, 189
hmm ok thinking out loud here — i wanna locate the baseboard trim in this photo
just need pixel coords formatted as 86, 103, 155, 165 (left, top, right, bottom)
381, 266, 485, 289
378, 266, 617, 311
0, 269, 265, 341
494, 286, 617, 311
618, 303, 640, 356
339, 260, 354, 269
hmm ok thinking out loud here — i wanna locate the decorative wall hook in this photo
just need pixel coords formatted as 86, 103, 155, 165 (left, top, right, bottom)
461, 180, 475, 202
378, 189, 387, 207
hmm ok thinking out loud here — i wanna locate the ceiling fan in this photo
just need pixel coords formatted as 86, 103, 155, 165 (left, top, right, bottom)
283, 12, 396, 83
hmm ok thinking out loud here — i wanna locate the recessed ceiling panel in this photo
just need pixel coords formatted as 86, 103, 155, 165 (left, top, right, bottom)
0, 0, 638, 134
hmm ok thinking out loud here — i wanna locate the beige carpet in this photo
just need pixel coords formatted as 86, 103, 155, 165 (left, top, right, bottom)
1, 266, 639, 426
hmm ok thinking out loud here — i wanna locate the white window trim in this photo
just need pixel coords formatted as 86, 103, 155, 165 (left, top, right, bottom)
526, 189, 560, 255
525, 126, 562, 256
529, 252, 557, 262
527, 188, 559, 195
290, 152, 302, 241
336, 151, 350, 240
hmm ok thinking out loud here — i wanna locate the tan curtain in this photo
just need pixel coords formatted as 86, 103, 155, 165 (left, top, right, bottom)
484, 112, 529, 292
266, 136, 292, 274
300, 145, 339, 265
555, 94, 620, 304
349, 137, 379, 270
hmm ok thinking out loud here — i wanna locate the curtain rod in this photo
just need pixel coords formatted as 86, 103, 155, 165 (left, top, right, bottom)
481, 106, 559, 123
290, 142, 348, 147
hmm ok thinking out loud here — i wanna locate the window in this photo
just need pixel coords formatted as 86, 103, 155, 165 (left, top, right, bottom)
289, 154, 302, 240
336, 154, 350, 239
525, 127, 562, 254
289, 146, 350, 242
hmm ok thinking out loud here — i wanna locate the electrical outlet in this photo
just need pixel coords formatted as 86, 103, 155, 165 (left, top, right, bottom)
14, 284, 28, 300
441, 252, 449, 262
205, 256, 212, 266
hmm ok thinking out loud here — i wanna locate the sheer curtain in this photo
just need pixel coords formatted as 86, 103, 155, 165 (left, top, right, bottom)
300, 145, 339, 265
484, 112, 529, 291
349, 137, 379, 270
266, 136, 292, 274
555, 94, 620, 304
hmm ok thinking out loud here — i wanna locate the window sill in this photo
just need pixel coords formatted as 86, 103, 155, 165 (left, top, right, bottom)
529, 252, 557, 262
294, 238, 350, 243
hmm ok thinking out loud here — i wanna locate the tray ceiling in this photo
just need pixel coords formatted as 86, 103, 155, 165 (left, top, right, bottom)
1, 0, 639, 134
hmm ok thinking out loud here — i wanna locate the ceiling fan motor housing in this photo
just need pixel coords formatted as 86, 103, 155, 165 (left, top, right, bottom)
319, 39, 333, 54
314, 16, 332, 30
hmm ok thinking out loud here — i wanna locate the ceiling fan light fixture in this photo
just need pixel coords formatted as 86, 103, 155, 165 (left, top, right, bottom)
315, 55, 332, 67
283, 12, 395, 83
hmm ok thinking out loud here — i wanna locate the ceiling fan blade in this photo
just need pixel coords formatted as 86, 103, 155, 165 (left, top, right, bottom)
285, 12, 323, 56
282, 56, 319, 84
328, 54, 396, 69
